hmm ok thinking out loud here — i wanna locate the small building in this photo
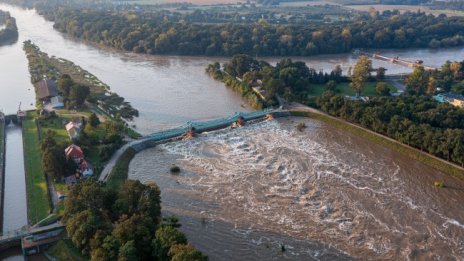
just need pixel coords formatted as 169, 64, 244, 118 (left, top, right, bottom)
65, 144, 84, 163
65, 121, 82, 140
64, 175, 77, 188
434, 93, 464, 108
50, 96, 64, 109
34, 79, 58, 101
79, 160, 94, 177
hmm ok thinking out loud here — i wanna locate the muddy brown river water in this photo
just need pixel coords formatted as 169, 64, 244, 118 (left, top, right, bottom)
130, 117, 464, 260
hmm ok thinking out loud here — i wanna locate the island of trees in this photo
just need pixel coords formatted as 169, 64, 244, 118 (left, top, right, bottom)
207, 54, 391, 108
0, 10, 18, 45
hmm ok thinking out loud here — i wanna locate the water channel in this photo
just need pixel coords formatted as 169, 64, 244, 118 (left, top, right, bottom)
0, 123, 28, 260
0, 3, 463, 260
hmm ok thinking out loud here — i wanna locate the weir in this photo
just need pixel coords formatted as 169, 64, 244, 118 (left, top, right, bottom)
100, 108, 289, 181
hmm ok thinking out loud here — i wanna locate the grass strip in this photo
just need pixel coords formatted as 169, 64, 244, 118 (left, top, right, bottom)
291, 111, 464, 178
46, 239, 88, 261
107, 147, 136, 189
23, 111, 51, 224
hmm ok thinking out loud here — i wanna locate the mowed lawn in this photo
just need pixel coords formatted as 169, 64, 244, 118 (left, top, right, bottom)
23, 111, 50, 224
309, 82, 397, 96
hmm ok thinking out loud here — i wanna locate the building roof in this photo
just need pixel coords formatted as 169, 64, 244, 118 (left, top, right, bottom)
65, 121, 80, 131
65, 144, 84, 158
35, 79, 57, 100
64, 175, 77, 186
51, 96, 64, 108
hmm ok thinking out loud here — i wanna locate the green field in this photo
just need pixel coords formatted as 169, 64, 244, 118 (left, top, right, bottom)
308, 82, 397, 96
23, 112, 51, 224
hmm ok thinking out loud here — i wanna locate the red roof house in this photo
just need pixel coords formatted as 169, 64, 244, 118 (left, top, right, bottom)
65, 144, 84, 163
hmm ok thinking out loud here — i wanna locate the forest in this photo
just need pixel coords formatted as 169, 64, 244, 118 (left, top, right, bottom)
63, 179, 207, 261
316, 94, 464, 166
0, 10, 18, 45
34, 6, 464, 56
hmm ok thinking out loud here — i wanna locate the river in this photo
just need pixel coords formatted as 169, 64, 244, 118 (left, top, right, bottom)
0, 3, 463, 260
130, 117, 464, 260
1, 3, 464, 132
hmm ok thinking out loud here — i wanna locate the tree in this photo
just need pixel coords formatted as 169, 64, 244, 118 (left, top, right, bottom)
68, 84, 90, 109
89, 113, 100, 127
405, 66, 428, 95
375, 82, 390, 96
58, 74, 73, 98
118, 241, 139, 261
426, 77, 437, 95
169, 244, 208, 261
376, 67, 386, 80
153, 226, 188, 261
350, 56, 372, 96
66, 209, 108, 254
113, 180, 161, 220
326, 80, 337, 91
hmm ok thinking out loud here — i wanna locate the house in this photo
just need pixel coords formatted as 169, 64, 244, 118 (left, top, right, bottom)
64, 175, 77, 188
434, 93, 464, 108
50, 96, 64, 109
65, 121, 82, 140
79, 160, 94, 177
65, 144, 84, 163
34, 79, 58, 101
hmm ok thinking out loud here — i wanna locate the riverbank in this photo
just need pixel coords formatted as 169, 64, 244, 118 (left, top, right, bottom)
0, 119, 4, 232
289, 109, 464, 178
23, 111, 50, 224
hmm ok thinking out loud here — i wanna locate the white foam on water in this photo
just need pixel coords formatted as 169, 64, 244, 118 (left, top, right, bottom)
133, 118, 464, 259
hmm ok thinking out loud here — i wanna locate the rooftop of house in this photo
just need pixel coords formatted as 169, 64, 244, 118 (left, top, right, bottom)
65, 144, 84, 157
65, 121, 81, 131
35, 79, 58, 100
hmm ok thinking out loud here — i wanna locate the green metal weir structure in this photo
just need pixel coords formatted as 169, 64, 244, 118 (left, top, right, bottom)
131, 108, 286, 151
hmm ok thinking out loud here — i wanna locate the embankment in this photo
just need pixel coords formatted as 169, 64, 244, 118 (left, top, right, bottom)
290, 110, 464, 178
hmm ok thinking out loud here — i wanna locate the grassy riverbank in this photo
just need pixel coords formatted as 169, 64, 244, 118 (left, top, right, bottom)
23, 111, 51, 224
291, 111, 464, 178
107, 147, 136, 189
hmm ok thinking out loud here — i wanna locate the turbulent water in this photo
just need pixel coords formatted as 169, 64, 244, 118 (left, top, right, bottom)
130, 117, 464, 260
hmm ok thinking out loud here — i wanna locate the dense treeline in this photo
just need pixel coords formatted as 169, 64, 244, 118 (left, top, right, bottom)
405, 60, 464, 95
64, 179, 207, 261
316, 93, 464, 166
34, 7, 464, 56
0, 10, 18, 45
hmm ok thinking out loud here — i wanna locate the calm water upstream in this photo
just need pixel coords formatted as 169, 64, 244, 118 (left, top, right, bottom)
130, 117, 464, 260
1, 3, 464, 132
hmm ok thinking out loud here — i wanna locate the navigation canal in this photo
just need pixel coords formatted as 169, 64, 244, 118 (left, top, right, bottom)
0, 123, 28, 260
